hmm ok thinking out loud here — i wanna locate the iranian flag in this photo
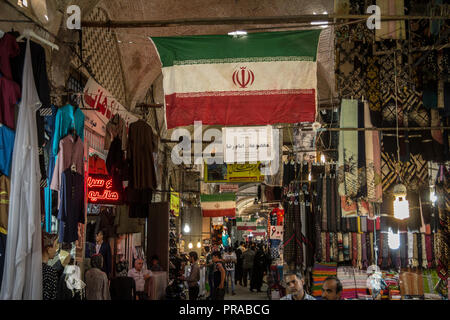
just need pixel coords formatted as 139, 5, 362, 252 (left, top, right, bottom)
236, 218, 257, 231
200, 193, 236, 217
151, 30, 321, 129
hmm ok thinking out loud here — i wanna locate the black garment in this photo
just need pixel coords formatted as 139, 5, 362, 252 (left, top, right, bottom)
235, 248, 243, 285
0, 233, 6, 288
97, 242, 112, 278
136, 291, 148, 300
110, 276, 136, 300
86, 220, 97, 244
97, 209, 115, 240
188, 285, 199, 300
213, 261, 225, 288
242, 268, 252, 287
58, 170, 84, 243
42, 263, 58, 300
11, 40, 50, 181
250, 249, 265, 291
106, 137, 127, 191
125, 188, 152, 218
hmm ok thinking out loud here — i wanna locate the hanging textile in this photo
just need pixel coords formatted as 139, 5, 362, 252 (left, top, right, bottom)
0, 40, 42, 300
375, 0, 406, 40
435, 165, 449, 283
338, 99, 359, 199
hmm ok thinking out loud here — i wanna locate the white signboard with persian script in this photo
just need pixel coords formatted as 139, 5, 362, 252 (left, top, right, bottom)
223, 126, 275, 163
83, 77, 139, 137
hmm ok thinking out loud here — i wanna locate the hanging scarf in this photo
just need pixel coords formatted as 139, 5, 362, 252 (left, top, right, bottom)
341, 196, 358, 217
335, 176, 342, 231
352, 233, 358, 267
357, 216, 362, 234
382, 232, 389, 269
400, 233, 408, 268
333, 233, 339, 262
321, 232, 327, 262
413, 233, 419, 268
369, 232, 375, 265
337, 232, 344, 262
426, 234, 433, 268
358, 101, 368, 200
356, 233, 362, 269
421, 233, 428, 269
322, 176, 328, 231
378, 232, 383, 266
326, 232, 331, 262
367, 218, 374, 233
417, 233, 423, 268
330, 176, 336, 232
343, 233, 350, 261
361, 233, 368, 269
349, 233, 353, 262
407, 233, 414, 266
361, 216, 368, 233
315, 189, 322, 262
338, 99, 359, 198
327, 176, 332, 232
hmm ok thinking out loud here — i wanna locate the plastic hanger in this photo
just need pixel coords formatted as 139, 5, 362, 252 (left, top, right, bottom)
17, 29, 59, 51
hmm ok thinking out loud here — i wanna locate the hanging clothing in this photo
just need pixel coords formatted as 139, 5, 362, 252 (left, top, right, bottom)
58, 169, 84, 243
0, 119, 15, 174
114, 205, 145, 235
88, 155, 108, 175
104, 113, 127, 151
52, 104, 85, 157
11, 40, 52, 181
0, 175, 10, 233
127, 119, 157, 190
0, 33, 20, 80
0, 77, 21, 131
0, 40, 42, 300
106, 137, 127, 191
42, 263, 58, 300
50, 134, 84, 193
44, 105, 58, 233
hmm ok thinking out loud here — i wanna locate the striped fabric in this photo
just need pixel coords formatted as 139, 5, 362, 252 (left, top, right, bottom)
311, 262, 337, 297
337, 266, 357, 300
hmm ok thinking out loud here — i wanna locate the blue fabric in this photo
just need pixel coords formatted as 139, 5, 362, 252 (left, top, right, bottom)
44, 105, 58, 233
222, 233, 229, 247
58, 169, 85, 243
52, 104, 85, 156
0, 125, 15, 176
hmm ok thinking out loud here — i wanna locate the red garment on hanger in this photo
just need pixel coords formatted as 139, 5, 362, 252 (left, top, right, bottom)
89, 155, 108, 175
271, 207, 285, 226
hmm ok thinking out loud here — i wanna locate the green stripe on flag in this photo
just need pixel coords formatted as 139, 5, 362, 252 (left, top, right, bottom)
200, 193, 236, 202
151, 30, 321, 67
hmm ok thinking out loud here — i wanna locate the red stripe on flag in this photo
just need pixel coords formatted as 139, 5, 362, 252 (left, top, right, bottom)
202, 208, 236, 217
165, 90, 316, 128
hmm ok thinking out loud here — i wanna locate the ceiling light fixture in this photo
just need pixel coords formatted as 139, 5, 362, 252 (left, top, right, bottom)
228, 30, 247, 36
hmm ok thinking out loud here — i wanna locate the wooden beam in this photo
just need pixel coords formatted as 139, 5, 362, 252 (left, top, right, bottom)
81, 14, 449, 29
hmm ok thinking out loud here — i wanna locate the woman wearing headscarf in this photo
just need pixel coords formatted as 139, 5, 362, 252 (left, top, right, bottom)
85, 254, 111, 300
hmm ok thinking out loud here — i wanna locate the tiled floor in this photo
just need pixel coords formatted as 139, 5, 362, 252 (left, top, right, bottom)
224, 282, 270, 300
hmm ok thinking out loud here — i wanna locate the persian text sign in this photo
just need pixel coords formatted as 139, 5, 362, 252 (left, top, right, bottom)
87, 174, 121, 204
223, 126, 274, 163
83, 77, 139, 136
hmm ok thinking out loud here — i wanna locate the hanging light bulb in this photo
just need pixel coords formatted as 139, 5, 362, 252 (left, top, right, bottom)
320, 154, 326, 163
388, 228, 400, 250
197, 241, 201, 248
430, 190, 437, 204
183, 224, 190, 233
188, 242, 193, 249
393, 183, 409, 220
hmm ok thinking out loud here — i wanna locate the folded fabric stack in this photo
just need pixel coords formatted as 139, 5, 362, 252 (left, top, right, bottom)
311, 262, 337, 297
353, 269, 369, 299
382, 271, 400, 300
337, 266, 357, 299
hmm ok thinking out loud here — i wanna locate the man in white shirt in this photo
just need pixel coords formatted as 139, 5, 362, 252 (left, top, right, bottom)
223, 247, 237, 295
128, 258, 152, 300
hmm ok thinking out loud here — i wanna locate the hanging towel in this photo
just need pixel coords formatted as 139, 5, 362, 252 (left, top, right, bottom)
357, 101, 368, 199
343, 233, 350, 261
